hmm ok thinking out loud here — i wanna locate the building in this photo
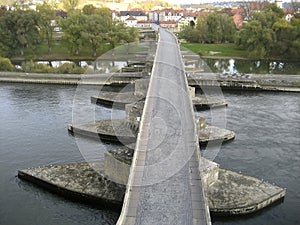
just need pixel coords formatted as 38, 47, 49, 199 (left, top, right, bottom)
164, 9, 185, 21
124, 16, 138, 27
275, 0, 283, 9
160, 21, 177, 31
136, 21, 152, 29
119, 11, 148, 22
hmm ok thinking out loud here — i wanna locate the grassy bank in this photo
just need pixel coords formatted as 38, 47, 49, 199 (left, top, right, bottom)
181, 43, 248, 59
10, 41, 148, 62
10, 42, 112, 62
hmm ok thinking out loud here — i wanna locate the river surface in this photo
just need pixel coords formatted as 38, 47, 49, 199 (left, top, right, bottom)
0, 83, 299, 225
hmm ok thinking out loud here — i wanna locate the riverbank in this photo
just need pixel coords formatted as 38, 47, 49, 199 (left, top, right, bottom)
188, 72, 300, 92
1, 71, 299, 92
181, 43, 248, 59
0, 72, 147, 86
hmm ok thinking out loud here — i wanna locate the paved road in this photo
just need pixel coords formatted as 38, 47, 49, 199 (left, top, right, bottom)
117, 29, 211, 225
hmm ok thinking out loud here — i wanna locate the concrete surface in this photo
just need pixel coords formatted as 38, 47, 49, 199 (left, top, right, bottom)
68, 119, 235, 145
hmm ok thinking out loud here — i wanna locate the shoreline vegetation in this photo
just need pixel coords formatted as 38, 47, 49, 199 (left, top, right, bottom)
181, 43, 300, 62
1, 42, 300, 76
8, 41, 300, 63
181, 43, 249, 59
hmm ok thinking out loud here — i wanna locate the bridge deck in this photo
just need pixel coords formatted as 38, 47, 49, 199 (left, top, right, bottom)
117, 29, 211, 225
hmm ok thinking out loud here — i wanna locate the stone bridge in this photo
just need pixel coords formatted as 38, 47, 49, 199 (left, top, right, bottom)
116, 29, 211, 225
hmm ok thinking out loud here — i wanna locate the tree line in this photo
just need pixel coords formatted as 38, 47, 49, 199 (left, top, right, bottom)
179, 2, 300, 60
0, 4, 138, 58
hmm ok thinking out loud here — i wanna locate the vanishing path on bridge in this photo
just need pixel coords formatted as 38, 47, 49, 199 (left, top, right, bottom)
117, 29, 211, 225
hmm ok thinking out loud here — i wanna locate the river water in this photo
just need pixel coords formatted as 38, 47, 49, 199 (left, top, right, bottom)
0, 83, 299, 225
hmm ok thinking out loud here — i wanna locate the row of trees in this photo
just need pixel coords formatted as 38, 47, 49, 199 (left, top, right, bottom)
179, 13, 237, 44
235, 3, 300, 60
60, 7, 138, 56
179, 3, 300, 60
0, 4, 138, 57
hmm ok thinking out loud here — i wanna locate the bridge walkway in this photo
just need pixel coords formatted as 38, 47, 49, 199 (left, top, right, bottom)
117, 28, 211, 225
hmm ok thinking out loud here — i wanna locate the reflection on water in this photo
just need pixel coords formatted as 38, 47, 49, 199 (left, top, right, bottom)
34, 60, 128, 74
205, 58, 300, 75
214, 58, 239, 75
0, 83, 120, 225
199, 90, 300, 225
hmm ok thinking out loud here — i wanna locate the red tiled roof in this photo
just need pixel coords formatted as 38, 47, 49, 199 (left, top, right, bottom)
160, 21, 177, 24
137, 20, 151, 24
126, 16, 137, 21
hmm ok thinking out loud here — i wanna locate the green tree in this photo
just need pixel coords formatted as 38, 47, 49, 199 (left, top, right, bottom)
206, 13, 236, 43
206, 13, 223, 43
0, 17, 11, 56
0, 9, 41, 56
82, 4, 96, 15
262, 2, 285, 19
82, 14, 111, 56
37, 3, 57, 53
290, 18, 300, 59
59, 13, 86, 55
178, 25, 201, 43
179, 13, 236, 44
235, 3, 287, 59
219, 14, 236, 43
195, 17, 208, 43
107, 21, 138, 51
272, 19, 295, 58
235, 20, 275, 59
0, 57, 14, 71
95, 7, 112, 18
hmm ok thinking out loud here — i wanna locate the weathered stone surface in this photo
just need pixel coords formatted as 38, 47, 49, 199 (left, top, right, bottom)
207, 169, 286, 215
188, 72, 300, 92
91, 92, 227, 110
125, 101, 145, 131
18, 162, 125, 206
18, 159, 285, 215
69, 119, 235, 144
91, 93, 144, 109
104, 145, 219, 187
68, 119, 136, 143
198, 125, 235, 143
134, 78, 150, 96
104, 144, 135, 185
68, 117, 235, 143
192, 96, 228, 109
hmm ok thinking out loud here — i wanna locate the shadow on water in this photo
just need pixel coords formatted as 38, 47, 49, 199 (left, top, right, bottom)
212, 198, 285, 223
16, 174, 123, 213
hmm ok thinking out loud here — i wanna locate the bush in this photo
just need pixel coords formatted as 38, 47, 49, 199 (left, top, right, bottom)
21, 61, 55, 73
20, 61, 86, 74
56, 62, 86, 74
0, 57, 14, 71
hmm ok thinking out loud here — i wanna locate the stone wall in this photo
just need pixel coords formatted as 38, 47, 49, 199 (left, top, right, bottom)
134, 78, 150, 96
104, 151, 131, 185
